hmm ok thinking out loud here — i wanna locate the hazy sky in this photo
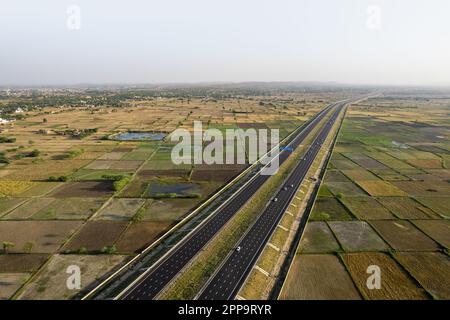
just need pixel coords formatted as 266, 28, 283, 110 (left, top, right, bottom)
1, 0, 450, 86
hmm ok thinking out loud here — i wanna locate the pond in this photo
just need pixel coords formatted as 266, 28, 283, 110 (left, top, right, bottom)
113, 132, 167, 141
147, 182, 201, 198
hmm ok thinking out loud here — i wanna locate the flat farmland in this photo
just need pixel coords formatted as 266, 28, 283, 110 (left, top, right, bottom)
0, 221, 82, 253
283, 96, 450, 300
341, 252, 429, 300
17, 254, 127, 300
280, 254, 361, 300
2, 92, 321, 299
393, 252, 450, 299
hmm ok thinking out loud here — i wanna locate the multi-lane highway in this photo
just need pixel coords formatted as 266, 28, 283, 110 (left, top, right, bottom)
198, 103, 346, 300
118, 101, 342, 300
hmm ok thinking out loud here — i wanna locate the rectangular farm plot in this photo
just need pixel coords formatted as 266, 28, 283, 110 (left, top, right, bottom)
17, 254, 127, 300
342, 169, 380, 181
377, 197, 438, 219
0, 198, 27, 218
415, 197, 450, 219
98, 151, 127, 160
121, 149, 154, 161
323, 170, 352, 182
369, 220, 439, 251
330, 159, 360, 170
0, 221, 82, 253
355, 180, 407, 197
341, 252, 429, 300
328, 221, 389, 252
0, 181, 39, 197
406, 159, 443, 169
4, 198, 57, 219
0, 254, 49, 273
298, 222, 341, 253
412, 220, 450, 249
370, 169, 409, 181
351, 158, 389, 170
392, 181, 450, 197
31, 198, 104, 220
62, 221, 128, 252
325, 182, 367, 197
0, 273, 31, 300
115, 221, 172, 253
394, 252, 450, 299
85, 160, 142, 171
95, 198, 145, 221
309, 197, 354, 221
340, 197, 395, 220
50, 181, 115, 198
141, 199, 197, 222
279, 254, 361, 300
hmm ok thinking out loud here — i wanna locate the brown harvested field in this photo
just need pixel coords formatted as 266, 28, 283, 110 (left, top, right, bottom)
415, 197, 450, 218
412, 220, 450, 249
369, 220, 439, 251
109, 160, 143, 171
279, 254, 361, 300
85, 160, 114, 170
392, 180, 450, 197
323, 170, 352, 182
0, 273, 31, 300
95, 198, 145, 221
1, 160, 91, 181
309, 197, 354, 221
406, 159, 443, 169
0, 221, 82, 253
142, 199, 198, 222
328, 221, 389, 252
191, 169, 240, 182
377, 197, 439, 219
115, 221, 172, 253
17, 254, 127, 300
0, 254, 49, 273
355, 180, 407, 197
98, 151, 127, 160
340, 197, 395, 220
342, 169, 380, 181
62, 221, 128, 252
50, 181, 115, 198
298, 222, 340, 253
112, 147, 135, 152
119, 177, 147, 198
394, 252, 450, 299
138, 169, 190, 179
341, 252, 429, 300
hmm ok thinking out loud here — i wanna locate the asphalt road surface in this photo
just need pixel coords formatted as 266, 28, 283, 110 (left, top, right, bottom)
119, 102, 340, 300
198, 103, 345, 300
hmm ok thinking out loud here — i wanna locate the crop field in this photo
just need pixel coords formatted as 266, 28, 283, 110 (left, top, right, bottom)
281, 95, 450, 300
0, 86, 337, 299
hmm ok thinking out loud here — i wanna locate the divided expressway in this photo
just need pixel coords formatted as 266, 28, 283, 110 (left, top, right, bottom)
118, 100, 346, 300
198, 102, 346, 300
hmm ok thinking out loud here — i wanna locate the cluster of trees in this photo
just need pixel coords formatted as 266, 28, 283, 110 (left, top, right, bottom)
2, 241, 34, 253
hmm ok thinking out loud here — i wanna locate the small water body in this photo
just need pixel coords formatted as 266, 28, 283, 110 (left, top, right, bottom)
113, 132, 166, 141
147, 182, 200, 197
